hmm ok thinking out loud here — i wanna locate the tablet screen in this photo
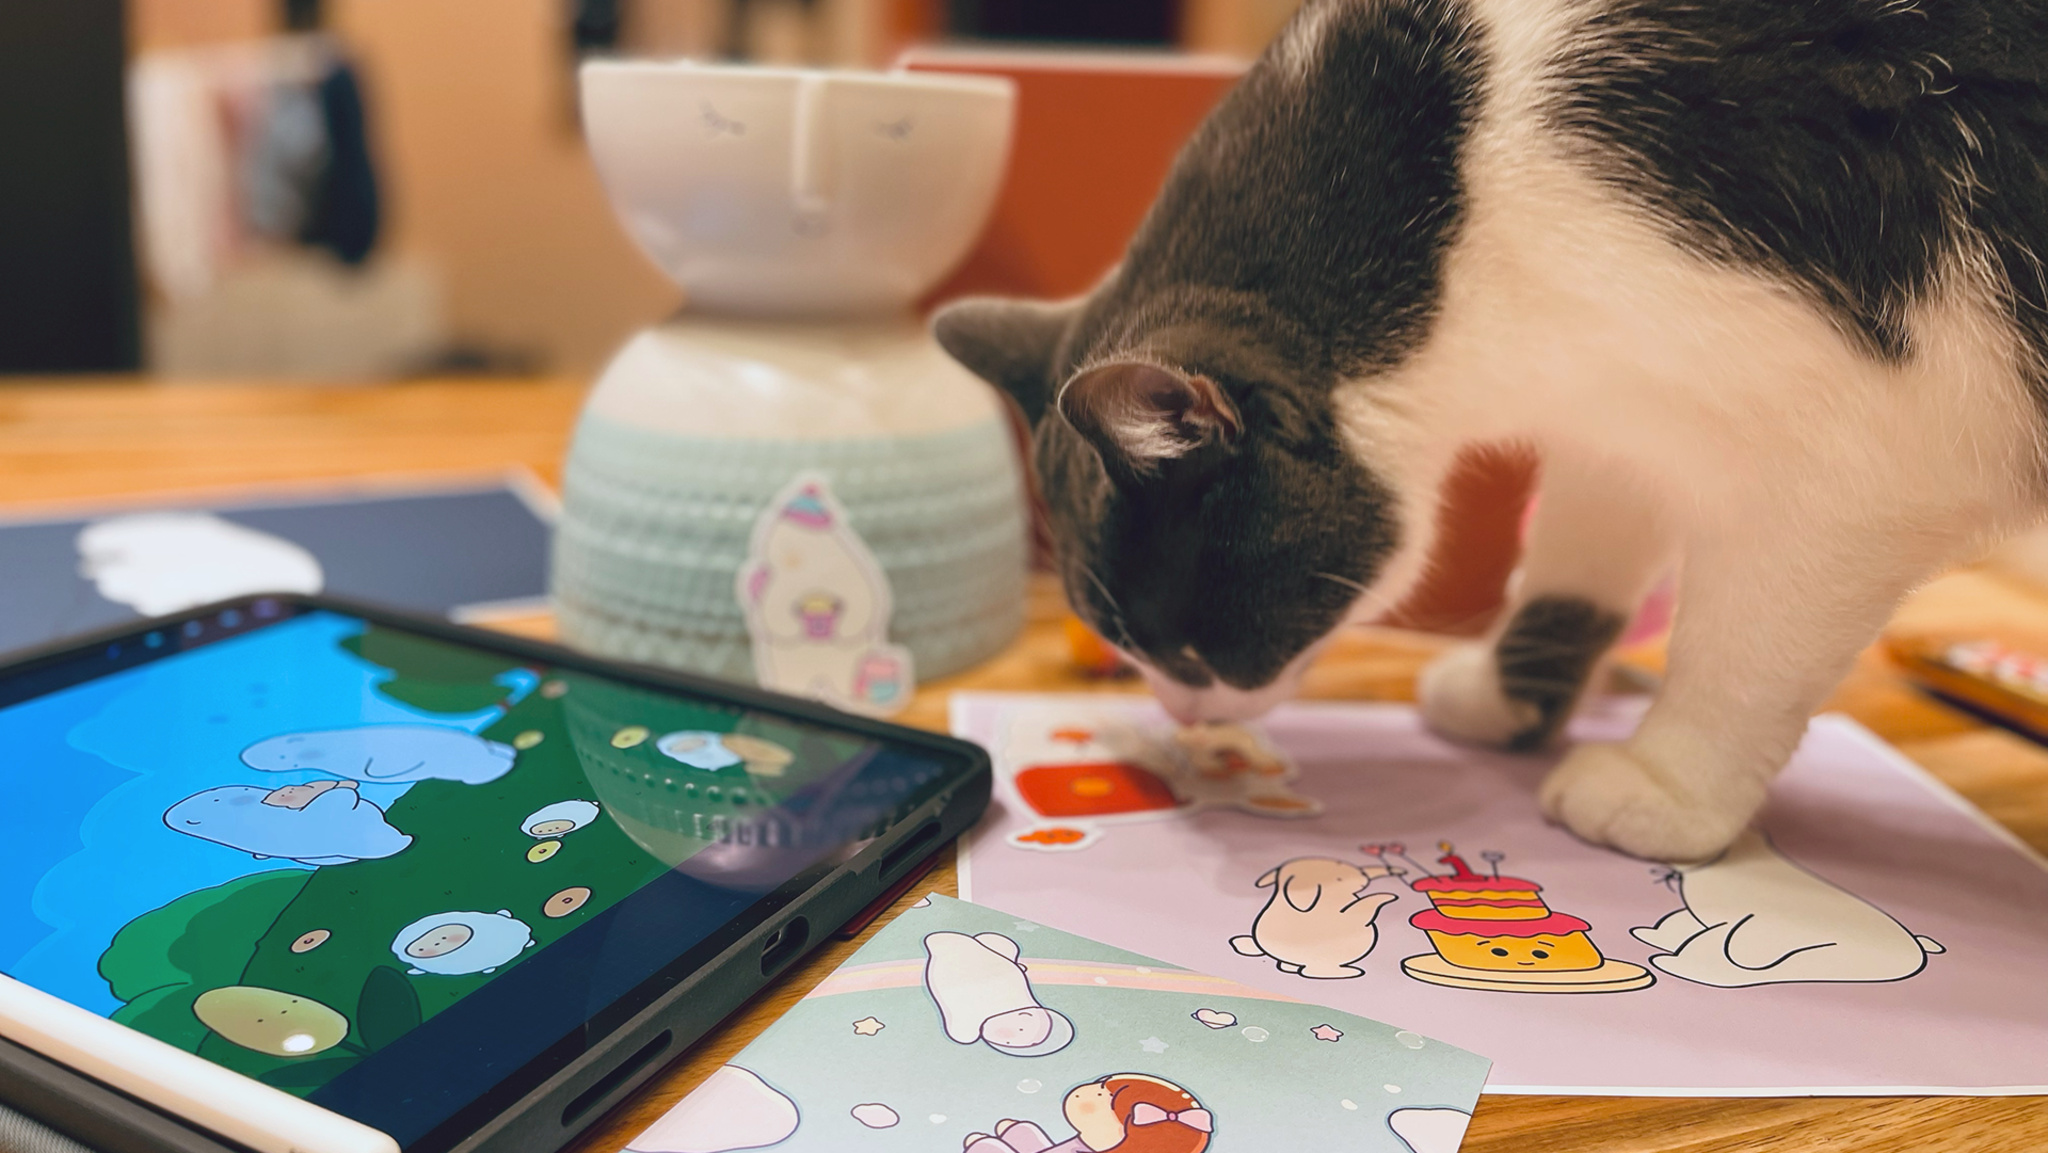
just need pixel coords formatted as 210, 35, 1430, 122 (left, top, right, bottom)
0, 603, 958, 1150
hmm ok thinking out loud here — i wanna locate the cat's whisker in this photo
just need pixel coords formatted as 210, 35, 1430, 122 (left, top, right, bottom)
1072, 566, 1141, 654
1079, 564, 1125, 617
1314, 571, 1402, 619
1313, 570, 1371, 595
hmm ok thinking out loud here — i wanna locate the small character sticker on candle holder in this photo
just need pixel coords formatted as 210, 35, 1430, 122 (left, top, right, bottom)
737, 473, 915, 716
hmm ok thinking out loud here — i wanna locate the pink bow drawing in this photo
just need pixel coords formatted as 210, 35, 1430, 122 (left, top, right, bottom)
1129, 1104, 1213, 1133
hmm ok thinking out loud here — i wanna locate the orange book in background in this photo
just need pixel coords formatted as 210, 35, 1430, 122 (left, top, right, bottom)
905, 44, 1532, 638
902, 46, 1245, 301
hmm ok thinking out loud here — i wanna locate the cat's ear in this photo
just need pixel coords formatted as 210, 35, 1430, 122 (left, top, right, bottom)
1057, 361, 1241, 478
932, 297, 1081, 424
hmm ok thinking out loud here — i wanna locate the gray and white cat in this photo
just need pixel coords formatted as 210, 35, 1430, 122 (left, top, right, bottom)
934, 0, 2048, 861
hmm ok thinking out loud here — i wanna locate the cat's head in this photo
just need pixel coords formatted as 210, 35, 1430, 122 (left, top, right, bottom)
936, 288, 1406, 722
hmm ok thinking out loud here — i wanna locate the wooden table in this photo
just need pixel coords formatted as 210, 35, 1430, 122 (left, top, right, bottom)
3, 377, 2043, 1153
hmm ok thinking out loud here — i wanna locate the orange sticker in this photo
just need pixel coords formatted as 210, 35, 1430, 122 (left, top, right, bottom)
1014, 826, 1090, 846
1014, 761, 1179, 818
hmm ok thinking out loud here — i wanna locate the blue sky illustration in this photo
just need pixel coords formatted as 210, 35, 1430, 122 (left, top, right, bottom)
1, 612, 527, 1015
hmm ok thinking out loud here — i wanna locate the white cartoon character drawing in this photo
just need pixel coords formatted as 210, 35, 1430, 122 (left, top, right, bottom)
626, 1065, 799, 1153
391, 910, 535, 976
522, 800, 600, 838
76, 511, 323, 616
163, 782, 411, 865
242, 725, 517, 785
736, 474, 913, 716
1633, 828, 1946, 987
1387, 1107, 1472, 1153
923, 931, 1075, 1056
1170, 723, 1323, 817
1229, 858, 1402, 979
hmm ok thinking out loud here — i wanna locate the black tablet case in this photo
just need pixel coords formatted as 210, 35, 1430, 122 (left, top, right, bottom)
0, 598, 990, 1153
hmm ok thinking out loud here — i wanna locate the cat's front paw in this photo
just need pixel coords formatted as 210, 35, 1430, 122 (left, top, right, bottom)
1539, 742, 1756, 861
1419, 643, 1541, 748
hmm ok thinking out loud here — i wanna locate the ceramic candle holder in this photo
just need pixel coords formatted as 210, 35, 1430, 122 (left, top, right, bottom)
553, 62, 1029, 693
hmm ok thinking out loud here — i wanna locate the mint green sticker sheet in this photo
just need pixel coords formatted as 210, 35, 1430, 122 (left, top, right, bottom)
628, 895, 1490, 1153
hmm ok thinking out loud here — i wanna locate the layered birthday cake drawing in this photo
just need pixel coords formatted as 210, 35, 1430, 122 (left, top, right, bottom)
1383, 843, 1654, 994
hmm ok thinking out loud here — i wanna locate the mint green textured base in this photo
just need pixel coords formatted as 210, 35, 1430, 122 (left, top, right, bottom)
551, 412, 1028, 683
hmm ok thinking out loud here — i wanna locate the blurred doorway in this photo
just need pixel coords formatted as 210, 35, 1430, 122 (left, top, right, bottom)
0, 0, 141, 374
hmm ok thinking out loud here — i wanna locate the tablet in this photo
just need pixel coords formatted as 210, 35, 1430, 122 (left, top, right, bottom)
0, 596, 989, 1153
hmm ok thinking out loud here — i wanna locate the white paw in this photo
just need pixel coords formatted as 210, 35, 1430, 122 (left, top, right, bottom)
1538, 742, 1758, 861
1419, 643, 1541, 748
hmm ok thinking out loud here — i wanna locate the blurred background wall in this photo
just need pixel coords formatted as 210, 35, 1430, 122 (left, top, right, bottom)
5, 0, 1307, 381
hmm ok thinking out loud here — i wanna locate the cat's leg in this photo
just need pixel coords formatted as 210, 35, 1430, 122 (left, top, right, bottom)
1540, 517, 1950, 860
1420, 458, 1673, 749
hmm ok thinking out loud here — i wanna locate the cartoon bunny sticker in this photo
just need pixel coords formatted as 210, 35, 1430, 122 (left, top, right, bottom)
1229, 857, 1403, 979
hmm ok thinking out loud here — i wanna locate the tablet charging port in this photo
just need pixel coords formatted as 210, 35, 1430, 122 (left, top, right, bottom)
760, 917, 810, 975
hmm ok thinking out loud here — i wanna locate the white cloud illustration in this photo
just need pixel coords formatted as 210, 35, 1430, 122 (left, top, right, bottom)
77, 512, 322, 615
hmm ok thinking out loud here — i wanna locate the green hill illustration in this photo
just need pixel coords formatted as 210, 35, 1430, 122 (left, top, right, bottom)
97, 624, 865, 1094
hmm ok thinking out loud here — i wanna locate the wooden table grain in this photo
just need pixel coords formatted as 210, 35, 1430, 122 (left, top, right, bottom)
3, 377, 2043, 1153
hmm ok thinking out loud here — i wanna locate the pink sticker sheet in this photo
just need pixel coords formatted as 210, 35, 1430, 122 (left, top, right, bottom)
952, 693, 2048, 1096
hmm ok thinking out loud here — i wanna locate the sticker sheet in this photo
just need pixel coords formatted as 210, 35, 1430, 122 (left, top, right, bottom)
953, 693, 2048, 1096
0, 473, 555, 658
628, 895, 1491, 1153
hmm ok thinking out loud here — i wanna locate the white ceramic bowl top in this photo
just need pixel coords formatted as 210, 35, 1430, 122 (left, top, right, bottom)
581, 62, 1016, 317
585, 316, 1006, 439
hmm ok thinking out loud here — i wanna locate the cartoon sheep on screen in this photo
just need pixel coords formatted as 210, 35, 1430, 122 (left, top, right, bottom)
391, 910, 535, 976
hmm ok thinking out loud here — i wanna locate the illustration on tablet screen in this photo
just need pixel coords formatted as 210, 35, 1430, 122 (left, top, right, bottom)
0, 610, 873, 1097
